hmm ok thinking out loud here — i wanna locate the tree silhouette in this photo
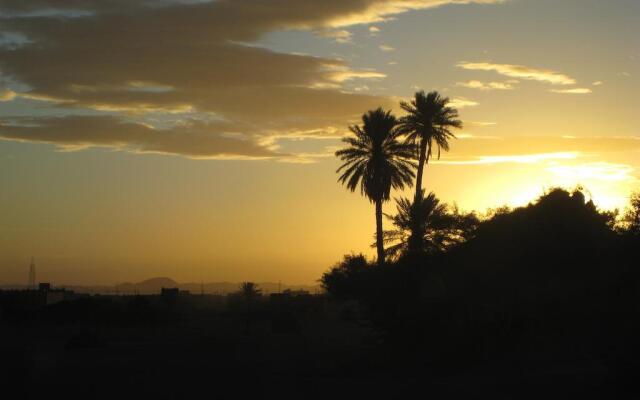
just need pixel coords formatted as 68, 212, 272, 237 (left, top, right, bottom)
240, 282, 261, 300
335, 108, 416, 265
320, 253, 371, 300
396, 91, 462, 248
238, 282, 261, 334
383, 190, 479, 260
621, 191, 640, 236
396, 91, 462, 254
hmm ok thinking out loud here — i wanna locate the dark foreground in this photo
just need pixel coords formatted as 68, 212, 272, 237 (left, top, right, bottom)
3, 189, 639, 399
1, 293, 638, 400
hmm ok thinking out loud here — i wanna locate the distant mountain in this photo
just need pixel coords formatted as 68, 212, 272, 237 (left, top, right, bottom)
1, 277, 320, 295
114, 277, 179, 294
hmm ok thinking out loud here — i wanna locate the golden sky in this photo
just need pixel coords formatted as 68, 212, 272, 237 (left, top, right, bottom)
0, 0, 638, 284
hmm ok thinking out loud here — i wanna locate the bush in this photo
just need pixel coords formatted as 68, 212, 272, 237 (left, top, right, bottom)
320, 254, 373, 300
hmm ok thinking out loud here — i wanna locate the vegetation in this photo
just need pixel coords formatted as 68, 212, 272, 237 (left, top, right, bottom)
333, 89, 638, 270
335, 108, 416, 265
395, 92, 459, 188
320, 254, 370, 301
397, 91, 462, 253
326, 90, 640, 385
620, 191, 640, 235
237, 282, 262, 333
239, 282, 261, 300
335, 91, 468, 264
323, 187, 639, 361
383, 190, 479, 260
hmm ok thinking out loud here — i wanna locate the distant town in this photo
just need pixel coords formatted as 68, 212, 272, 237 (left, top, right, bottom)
0, 259, 322, 312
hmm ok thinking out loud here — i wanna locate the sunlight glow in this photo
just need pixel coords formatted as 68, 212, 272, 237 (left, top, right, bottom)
547, 162, 635, 182
437, 152, 579, 165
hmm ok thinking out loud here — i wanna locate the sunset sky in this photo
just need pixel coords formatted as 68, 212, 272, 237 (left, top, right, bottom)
1, 0, 638, 285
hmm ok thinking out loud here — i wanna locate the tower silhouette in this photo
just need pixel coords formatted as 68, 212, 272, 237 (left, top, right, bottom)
28, 256, 36, 290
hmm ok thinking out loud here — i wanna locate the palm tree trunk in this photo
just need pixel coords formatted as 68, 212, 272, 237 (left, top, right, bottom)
408, 139, 428, 255
414, 139, 428, 201
375, 198, 385, 266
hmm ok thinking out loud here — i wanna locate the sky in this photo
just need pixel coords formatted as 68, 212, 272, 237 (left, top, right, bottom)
0, 0, 638, 285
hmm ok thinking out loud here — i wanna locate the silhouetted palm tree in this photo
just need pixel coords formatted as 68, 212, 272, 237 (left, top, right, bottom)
240, 282, 261, 300
397, 91, 462, 253
336, 108, 416, 265
383, 190, 479, 260
397, 91, 462, 199
239, 282, 261, 333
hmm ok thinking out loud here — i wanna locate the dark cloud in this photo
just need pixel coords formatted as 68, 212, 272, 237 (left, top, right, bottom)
0, 115, 283, 159
0, 0, 501, 158
0, 0, 200, 15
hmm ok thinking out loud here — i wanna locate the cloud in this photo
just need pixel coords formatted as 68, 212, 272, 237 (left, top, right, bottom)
448, 97, 479, 108
325, 66, 386, 82
0, 116, 284, 160
456, 62, 576, 85
592, 81, 603, 86
438, 135, 640, 161
437, 152, 579, 165
323, 0, 507, 27
317, 29, 353, 44
353, 85, 370, 92
0, 1, 506, 27
547, 162, 635, 182
0, 0, 504, 159
456, 80, 515, 90
431, 135, 639, 210
466, 121, 497, 127
379, 44, 395, 52
452, 131, 622, 217
550, 88, 592, 94
0, 88, 17, 101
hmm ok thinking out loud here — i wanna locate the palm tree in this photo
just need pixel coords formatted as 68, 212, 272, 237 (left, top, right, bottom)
397, 91, 462, 200
239, 282, 261, 333
336, 108, 416, 265
240, 282, 261, 300
384, 190, 479, 260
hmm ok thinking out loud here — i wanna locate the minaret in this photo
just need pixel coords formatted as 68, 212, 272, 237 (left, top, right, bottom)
28, 256, 36, 290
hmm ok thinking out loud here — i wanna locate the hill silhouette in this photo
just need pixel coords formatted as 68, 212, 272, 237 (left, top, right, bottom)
114, 277, 178, 294
322, 187, 640, 388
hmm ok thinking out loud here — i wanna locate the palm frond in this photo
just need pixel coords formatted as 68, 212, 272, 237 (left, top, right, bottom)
335, 107, 416, 203
384, 191, 479, 258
